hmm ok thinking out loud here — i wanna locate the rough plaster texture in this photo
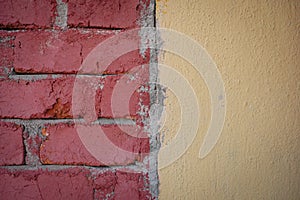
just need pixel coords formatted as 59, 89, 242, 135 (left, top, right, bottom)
157, 0, 300, 199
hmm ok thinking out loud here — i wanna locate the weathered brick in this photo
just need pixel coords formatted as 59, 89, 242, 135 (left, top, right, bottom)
0, 167, 93, 199
99, 66, 150, 121
0, 77, 87, 119
0, 167, 151, 200
93, 170, 152, 199
93, 170, 117, 199
13, 29, 148, 74
0, 0, 56, 28
94, 170, 152, 200
0, 71, 149, 119
114, 171, 151, 200
66, 0, 142, 29
39, 123, 149, 166
0, 0, 156, 198
0, 122, 24, 165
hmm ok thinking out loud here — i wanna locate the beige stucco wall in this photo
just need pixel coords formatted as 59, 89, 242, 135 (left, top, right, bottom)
156, 0, 300, 199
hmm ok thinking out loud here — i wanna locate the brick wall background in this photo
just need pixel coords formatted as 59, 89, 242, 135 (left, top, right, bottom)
0, 0, 158, 199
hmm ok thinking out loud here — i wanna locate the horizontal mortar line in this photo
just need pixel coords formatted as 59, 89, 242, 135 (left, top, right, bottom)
11, 72, 125, 76
0, 118, 136, 125
7, 73, 125, 80
0, 164, 147, 173
0, 26, 125, 32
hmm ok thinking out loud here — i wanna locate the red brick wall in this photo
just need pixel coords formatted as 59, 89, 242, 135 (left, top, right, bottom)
0, 0, 157, 199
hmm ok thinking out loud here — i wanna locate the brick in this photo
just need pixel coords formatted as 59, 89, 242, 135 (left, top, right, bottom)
0, 0, 56, 28
0, 71, 149, 119
93, 171, 117, 199
66, 0, 142, 29
13, 29, 148, 74
99, 67, 150, 121
0, 122, 24, 165
0, 167, 151, 200
0, 77, 85, 119
114, 171, 151, 200
94, 170, 152, 199
0, 0, 156, 198
39, 123, 149, 166
0, 167, 93, 199
113, 170, 152, 200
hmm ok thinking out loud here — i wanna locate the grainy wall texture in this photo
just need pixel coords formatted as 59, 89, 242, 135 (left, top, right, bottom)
157, 0, 300, 199
0, 0, 159, 199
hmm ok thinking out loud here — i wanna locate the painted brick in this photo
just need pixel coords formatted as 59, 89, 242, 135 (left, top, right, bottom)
0, 168, 93, 199
0, 71, 149, 119
0, 167, 151, 200
113, 170, 152, 200
0, 0, 155, 198
39, 123, 149, 166
0, 122, 24, 165
99, 67, 150, 121
115, 171, 141, 199
94, 170, 152, 199
93, 170, 117, 199
94, 170, 152, 200
13, 30, 148, 74
0, 77, 91, 119
66, 0, 142, 29
114, 171, 151, 200
0, 0, 56, 28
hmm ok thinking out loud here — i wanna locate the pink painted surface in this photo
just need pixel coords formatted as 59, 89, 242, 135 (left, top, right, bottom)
0, 168, 151, 199
13, 30, 148, 74
40, 123, 149, 166
66, 0, 142, 28
0, 0, 56, 28
0, 122, 24, 165
0, 72, 148, 119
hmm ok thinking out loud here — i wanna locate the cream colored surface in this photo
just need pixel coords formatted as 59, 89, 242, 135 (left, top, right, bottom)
157, 0, 300, 199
